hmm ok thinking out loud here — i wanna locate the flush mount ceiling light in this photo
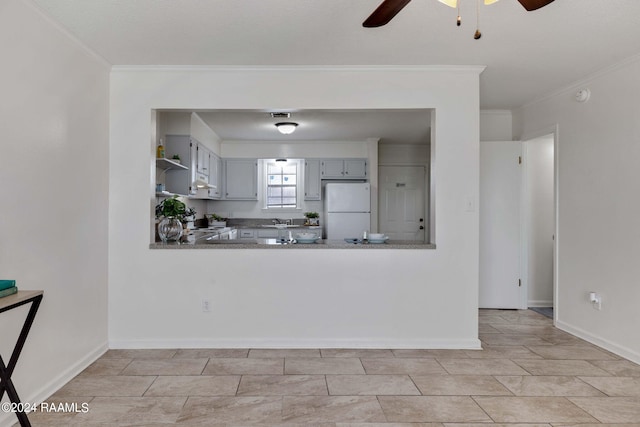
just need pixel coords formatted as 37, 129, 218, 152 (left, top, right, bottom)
270, 112, 298, 135
275, 122, 298, 135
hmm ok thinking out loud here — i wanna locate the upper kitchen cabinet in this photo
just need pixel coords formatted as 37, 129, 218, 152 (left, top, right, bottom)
197, 144, 211, 176
320, 158, 367, 180
224, 159, 258, 200
208, 152, 223, 199
304, 159, 322, 200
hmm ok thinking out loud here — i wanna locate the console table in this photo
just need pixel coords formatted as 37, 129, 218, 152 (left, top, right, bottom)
0, 290, 44, 427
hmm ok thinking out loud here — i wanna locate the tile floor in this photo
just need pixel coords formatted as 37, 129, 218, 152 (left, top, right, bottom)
16, 309, 640, 426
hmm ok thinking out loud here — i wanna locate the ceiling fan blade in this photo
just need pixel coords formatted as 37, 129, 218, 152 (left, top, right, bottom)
517, 0, 555, 11
363, 0, 412, 27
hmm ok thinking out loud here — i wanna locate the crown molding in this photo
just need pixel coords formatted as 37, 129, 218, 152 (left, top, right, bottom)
111, 64, 486, 74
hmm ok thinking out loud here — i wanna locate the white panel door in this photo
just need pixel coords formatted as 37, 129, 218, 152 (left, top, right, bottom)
480, 141, 523, 309
378, 166, 425, 241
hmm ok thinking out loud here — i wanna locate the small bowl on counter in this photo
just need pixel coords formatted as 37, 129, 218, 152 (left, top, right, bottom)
295, 232, 320, 244
367, 233, 389, 244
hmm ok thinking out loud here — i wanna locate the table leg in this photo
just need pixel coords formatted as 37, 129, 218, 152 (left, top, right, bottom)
0, 294, 42, 427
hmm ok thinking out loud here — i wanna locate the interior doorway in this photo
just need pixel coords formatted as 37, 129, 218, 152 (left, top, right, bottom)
378, 166, 426, 241
522, 134, 555, 314
479, 134, 556, 311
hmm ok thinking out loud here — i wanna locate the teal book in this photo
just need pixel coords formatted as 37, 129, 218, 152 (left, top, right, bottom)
0, 286, 17, 298
0, 280, 16, 291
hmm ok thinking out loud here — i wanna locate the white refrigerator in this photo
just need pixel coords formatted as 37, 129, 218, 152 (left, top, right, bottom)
324, 182, 371, 240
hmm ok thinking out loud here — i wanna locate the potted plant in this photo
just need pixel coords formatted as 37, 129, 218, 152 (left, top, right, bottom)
207, 213, 226, 227
155, 196, 186, 242
171, 154, 181, 164
304, 211, 320, 226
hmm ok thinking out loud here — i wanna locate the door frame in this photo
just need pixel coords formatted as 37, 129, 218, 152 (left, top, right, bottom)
520, 124, 559, 323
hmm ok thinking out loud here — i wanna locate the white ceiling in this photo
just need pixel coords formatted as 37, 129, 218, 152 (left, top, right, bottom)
194, 109, 432, 145
30, 0, 640, 143
31, 0, 640, 109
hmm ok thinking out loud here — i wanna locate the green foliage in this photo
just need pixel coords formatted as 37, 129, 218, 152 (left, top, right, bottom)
304, 211, 319, 218
155, 196, 186, 219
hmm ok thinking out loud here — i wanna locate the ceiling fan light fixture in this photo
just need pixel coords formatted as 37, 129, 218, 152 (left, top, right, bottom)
438, 0, 499, 7
275, 122, 298, 135
437, 0, 458, 7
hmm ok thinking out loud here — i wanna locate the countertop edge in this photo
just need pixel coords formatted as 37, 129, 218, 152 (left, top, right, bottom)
149, 241, 436, 250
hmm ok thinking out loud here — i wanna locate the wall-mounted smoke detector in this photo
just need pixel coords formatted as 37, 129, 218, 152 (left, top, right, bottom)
575, 88, 591, 103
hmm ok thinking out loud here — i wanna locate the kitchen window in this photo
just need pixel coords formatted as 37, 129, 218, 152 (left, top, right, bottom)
264, 159, 301, 209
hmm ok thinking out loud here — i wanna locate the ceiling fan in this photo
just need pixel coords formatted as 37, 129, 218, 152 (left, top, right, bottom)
363, 0, 555, 28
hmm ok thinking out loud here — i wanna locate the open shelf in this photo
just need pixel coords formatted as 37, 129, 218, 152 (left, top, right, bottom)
156, 158, 188, 171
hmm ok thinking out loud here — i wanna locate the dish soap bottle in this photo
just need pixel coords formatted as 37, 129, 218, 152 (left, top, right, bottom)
156, 138, 165, 158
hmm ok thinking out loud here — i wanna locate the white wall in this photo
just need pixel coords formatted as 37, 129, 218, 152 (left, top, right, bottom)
379, 143, 429, 165
514, 55, 640, 363
524, 135, 555, 307
0, 0, 110, 423
109, 66, 482, 349
191, 113, 222, 154
480, 110, 513, 141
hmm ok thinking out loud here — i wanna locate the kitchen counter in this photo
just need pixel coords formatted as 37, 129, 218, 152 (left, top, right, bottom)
150, 239, 436, 249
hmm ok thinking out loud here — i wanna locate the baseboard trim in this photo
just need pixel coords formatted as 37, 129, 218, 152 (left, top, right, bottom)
109, 337, 482, 350
0, 342, 108, 427
555, 320, 640, 365
528, 300, 553, 307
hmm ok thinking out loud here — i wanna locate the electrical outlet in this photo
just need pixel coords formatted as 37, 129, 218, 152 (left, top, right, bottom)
465, 196, 475, 212
589, 292, 602, 310
201, 299, 211, 313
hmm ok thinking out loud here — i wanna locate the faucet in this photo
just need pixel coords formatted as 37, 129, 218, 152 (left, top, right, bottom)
273, 218, 293, 225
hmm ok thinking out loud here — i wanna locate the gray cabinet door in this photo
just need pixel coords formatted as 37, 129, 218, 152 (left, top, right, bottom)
344, 159, 367, 178
225, 159, 258, 199
321, 158, 368, 180
304, 159, 322, 200
208, 153, 222, 199
197, 144, 210, 175
321, 159, 344, 178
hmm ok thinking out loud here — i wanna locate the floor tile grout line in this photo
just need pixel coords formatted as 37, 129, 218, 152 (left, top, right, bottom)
490, 374, 516, 396
406, 373, 424, 395
470, 394, 498, 423
235, 374, 242, 395
140, 375, 159, 397
375, 394, 391, 423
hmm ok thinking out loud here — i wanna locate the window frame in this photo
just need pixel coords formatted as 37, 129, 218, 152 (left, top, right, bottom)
262, 159, 303, 212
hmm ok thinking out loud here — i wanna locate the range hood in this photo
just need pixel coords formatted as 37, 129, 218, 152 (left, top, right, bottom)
193, 173, 214, 189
